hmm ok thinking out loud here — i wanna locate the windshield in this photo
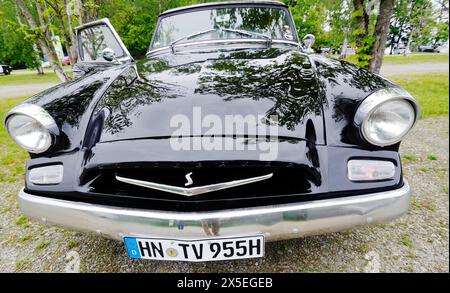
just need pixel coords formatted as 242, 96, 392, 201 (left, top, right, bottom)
150, 6, 296, 49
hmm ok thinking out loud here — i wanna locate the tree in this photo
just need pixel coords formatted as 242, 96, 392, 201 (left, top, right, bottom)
368, 0, 394, 73
325, 0, 354, 57
352, 0, 370, 48
388, 0, 412, 55
430, 0, 449, 48
289, 0, 329, 46
15, 0, 70, 81
351, 0, 395, 73
2, 0, 448, 76
0, 0, 40, 70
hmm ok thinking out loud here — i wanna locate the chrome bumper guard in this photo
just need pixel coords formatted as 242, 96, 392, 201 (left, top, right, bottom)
18, 182, 410, 241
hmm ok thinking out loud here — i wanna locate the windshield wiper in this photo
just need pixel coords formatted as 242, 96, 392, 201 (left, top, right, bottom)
221, 28, 272, 44
169, 28, 272, 53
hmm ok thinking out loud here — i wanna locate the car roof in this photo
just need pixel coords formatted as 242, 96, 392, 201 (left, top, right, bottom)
159, 0, 288, 17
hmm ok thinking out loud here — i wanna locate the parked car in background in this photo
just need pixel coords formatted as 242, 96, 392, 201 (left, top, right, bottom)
417, 45, 440, 53
5, 1, 419, 263
435, 43, 449, 53
387, 43, 411, 55
317, 46, 331, 55
343, 45, 356, 55
0, 64, 13, 75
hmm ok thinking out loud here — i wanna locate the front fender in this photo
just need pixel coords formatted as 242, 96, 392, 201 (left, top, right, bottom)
311, 55, 401, 150
12, 65, 131, 156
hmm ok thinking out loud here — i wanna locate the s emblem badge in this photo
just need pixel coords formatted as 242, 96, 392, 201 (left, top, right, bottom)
185, 172, 193, 186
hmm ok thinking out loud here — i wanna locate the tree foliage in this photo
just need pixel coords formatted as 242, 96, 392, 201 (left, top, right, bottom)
0, 0, 39, 68
0, 0, 448, 74
388, 0, 449, 53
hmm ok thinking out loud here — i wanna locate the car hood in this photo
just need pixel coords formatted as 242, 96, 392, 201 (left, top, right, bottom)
96, 48, 325, 144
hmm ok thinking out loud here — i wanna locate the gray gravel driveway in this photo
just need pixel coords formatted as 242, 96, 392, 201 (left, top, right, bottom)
0, 83, 58, 100
380, 62, 448, 76
0, 116, 448, 273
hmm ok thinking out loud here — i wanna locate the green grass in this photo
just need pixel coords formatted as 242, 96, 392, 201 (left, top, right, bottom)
400, 233, 414, 248
67, 240, 80, 248
339, 53, 449, 65
15, 65, 71, 73
15, 215, 29, 226
35, 240, 50, 250
18, 235, 32, 243
390, 73, 449, 118
402, 154, 419, 162
0, 73, 60, 86
383, 53, 449, 65
411, 199, 436, 212
15, 259, 32, 271
427, 154, 438, 161
0, 97, 29, 183
407, 252, 416, 259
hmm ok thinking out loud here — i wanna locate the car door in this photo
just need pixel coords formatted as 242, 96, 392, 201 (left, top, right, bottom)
73, 18, 133, 77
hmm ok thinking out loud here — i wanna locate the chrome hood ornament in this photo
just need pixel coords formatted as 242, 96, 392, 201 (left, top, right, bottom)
115, 173, 273, 197
185, 172, 193, 186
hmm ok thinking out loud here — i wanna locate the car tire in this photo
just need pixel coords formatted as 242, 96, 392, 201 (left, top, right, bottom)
5, 71, 11, 75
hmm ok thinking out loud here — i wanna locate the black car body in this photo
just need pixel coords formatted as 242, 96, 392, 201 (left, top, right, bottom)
0, 64, 13, 75
5, 1, 419, 261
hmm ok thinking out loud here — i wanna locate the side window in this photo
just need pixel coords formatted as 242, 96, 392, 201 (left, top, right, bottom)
78, 24, 126, 61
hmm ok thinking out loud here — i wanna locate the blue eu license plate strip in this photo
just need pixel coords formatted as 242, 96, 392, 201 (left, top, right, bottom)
124, 235, 265, 262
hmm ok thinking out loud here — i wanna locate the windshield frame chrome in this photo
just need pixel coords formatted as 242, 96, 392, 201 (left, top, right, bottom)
146, 39, 300, 57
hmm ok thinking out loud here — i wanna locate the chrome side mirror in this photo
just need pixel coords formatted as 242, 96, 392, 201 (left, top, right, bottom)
102, 48, 116, 62
302, 34, 315, 54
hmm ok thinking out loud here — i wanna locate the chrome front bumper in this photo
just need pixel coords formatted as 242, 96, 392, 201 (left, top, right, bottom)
18, 182, 410, 241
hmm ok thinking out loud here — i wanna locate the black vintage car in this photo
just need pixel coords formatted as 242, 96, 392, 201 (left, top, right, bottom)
0, 64, 13, 75
4, 1, 419, 262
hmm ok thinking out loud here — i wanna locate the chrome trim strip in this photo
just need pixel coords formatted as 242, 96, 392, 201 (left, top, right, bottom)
75, 18, 133, 62
18, 181, 411, 241
160, 1, 287, 16
3, 104, 59, 154
115, 173, 273, 196
147, 39, 300, 56
4, 104, 57, 128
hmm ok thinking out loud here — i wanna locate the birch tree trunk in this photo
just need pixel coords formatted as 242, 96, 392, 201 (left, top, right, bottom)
35, 0, 70, 81
47, 0, 75, 66
65, 0, 78, 65
16, 0, 70, 82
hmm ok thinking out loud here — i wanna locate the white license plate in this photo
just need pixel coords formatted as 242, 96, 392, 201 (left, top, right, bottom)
124, 235, 264, 262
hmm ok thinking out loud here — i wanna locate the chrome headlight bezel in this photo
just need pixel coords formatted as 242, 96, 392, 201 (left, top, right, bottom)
4, 104, 59, 154
354, 88, 420, 147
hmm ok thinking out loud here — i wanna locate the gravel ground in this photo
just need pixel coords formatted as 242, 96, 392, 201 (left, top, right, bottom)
380, 62, 449, 76
0, 116, 448, 273
0, 83, 58, 100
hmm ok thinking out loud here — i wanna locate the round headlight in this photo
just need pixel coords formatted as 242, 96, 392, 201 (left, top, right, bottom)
4, 104, 57, 154
363, 99, 415, 146
6, 114, 52, 153
355, 88, 419, 147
